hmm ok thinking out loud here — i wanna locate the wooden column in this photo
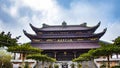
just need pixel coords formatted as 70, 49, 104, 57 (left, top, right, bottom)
54, 52, 57, 59
14, 53, 16, 59
19, 53, 22, 60
73, 51, 76, 58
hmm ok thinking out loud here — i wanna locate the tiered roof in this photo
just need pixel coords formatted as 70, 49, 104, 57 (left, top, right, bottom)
29, 21, 100, 32
23, 21, 107, 50
31, 42, 100, 50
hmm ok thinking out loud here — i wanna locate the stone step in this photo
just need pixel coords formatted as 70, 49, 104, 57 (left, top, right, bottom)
81, 61, 98, 68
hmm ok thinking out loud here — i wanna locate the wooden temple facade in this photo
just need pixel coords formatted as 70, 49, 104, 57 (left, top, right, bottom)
23, 21, 106, 61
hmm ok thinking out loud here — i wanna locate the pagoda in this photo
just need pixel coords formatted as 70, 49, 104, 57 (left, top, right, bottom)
23, 21, 106, 61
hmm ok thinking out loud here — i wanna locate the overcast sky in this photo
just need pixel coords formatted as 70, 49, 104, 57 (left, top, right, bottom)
0, 0, 120, 43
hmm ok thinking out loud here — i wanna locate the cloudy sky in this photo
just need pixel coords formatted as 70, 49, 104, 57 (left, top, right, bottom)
0, 0, 120, 43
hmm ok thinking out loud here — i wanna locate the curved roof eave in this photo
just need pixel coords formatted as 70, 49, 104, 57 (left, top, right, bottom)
87, 21, 101, 32
23, 30, 37, 40
29, 22, 101, 32
92, 28, 107, 38
29, 23, 40, 32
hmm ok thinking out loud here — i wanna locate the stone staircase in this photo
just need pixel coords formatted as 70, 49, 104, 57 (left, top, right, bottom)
33, 61, 98, 68
81, 61, 98, 68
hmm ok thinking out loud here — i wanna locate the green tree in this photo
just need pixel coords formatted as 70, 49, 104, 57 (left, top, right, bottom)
54, 64, 59, 68
73, 49, 96, 62
49, 64, 53, 68
70, 63, 75, 68
0, 31, 21, 60
0, 31, 20, 47
91, 44, 120, 68
73, 52, 93, 68
114, 36, 120, 46
77, 63, 82, 68
73, 37, 120, 68
73, 57, 88, 62
0, 50, 12, 68
24, 62, 29, 68
26, 54, 56, 68
113, 37, 120, 58
73, 44, 120, 68
7, 43, 42, 68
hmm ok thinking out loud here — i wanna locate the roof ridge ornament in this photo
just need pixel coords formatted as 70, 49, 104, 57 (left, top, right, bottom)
42, 23, 49, 28
93, 28, 107, 38
80, 22, 87, 27
29, 23, 39, 33
98, 21, 101, 26
62, 21, 67, 27
103, 28, 107, 32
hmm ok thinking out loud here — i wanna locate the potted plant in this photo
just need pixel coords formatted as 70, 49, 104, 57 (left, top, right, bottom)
54, 64, 59, 68
71, 63, 75, 68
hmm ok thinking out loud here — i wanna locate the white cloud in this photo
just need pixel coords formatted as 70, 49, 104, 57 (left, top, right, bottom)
21, 0, 56, 11
0, 0, 119, 43
0, 20, 4, 31
9, 6, 18, 17
102, 21, 120, 42
1, 2, 19, 18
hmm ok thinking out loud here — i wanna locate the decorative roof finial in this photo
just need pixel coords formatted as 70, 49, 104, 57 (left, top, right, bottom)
42, 23, 49, 28
80, 22, 87, 27
62, 21, 67, 27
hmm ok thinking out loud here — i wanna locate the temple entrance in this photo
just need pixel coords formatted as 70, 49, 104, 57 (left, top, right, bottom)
56, 52, 74, 61
62, 63, 68, 68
